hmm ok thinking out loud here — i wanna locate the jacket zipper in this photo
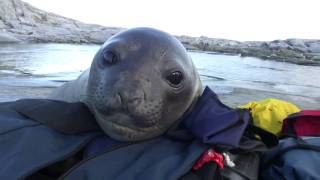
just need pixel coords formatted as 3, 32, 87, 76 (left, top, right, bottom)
58, 141, 136, 179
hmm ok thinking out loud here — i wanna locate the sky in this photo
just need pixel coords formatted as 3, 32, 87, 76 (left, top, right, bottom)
23, 0, 320, 41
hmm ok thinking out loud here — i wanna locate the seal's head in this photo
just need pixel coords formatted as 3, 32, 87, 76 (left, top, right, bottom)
87, 27, 202, 141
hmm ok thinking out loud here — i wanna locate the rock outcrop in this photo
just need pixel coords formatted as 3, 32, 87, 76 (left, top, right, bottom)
0, 0, 123, 43
1, 0, 320, 65
178, 36, 320, 65
0, 32, 21, 43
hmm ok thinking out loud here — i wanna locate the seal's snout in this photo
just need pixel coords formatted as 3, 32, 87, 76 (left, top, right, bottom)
117, 88, 144, 106
113, 71, 149, 106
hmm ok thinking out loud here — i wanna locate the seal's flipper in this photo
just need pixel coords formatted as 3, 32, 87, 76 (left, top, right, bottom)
11, 99, 99, 134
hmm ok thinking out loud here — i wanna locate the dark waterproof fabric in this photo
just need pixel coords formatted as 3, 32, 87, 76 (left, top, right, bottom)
183, 87, 250, 147
221, 152, 260, 180
0, 99, 208, 180
0, 100, 99, 180
180, 162, 223, 180
260, 137, 320, 180
63, 137, 207, 180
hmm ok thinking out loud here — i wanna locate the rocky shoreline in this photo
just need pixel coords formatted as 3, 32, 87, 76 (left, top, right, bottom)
1, 0, 320, 65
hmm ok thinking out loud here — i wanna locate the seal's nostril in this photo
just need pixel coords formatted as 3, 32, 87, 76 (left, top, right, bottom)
117, 89, 144, 106
129, 98, 142, 105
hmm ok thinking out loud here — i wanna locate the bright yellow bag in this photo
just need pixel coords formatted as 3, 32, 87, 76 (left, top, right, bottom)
238, 98, 300, 135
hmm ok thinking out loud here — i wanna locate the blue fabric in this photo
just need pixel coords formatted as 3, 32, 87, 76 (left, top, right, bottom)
83, 135, 120, 157
0, 101, 99, 179
64, 137, 208, 180
261, 137, 320, 180
0, 100, 208, 179
183, 86, 250, 147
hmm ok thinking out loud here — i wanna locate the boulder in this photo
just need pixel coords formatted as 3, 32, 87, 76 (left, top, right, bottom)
0, 32, 20, 43
0, 0, 123, 43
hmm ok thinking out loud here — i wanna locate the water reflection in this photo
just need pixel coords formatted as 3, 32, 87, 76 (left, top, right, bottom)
0, 43, 319, 108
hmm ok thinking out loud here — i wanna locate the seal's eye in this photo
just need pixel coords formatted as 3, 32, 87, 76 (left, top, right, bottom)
166, 71, 183, 87
102, 50, 118, 65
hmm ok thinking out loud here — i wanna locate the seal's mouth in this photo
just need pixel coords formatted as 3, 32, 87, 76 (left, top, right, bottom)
90, 91, 165, 141
94, 107, 157, 129
93, 108, 163, 141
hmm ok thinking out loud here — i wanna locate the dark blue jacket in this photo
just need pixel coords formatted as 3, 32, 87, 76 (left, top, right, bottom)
0, 99, 208, 180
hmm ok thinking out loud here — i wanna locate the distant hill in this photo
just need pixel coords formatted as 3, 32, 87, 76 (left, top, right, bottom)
0, 0, 319, 65
0, 0, 123, 43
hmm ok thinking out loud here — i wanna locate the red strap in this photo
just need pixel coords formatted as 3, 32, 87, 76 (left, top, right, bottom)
193, 148, 224, 170
301, 110, 320, 116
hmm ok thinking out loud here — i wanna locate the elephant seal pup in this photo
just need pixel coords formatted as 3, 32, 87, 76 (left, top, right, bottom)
51, 27, 202, 141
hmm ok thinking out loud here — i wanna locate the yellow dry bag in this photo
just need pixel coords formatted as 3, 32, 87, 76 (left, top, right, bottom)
239, 98, 300, 135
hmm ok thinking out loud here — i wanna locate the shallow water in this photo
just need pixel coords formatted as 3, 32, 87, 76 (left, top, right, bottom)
0, 43, 319, 108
